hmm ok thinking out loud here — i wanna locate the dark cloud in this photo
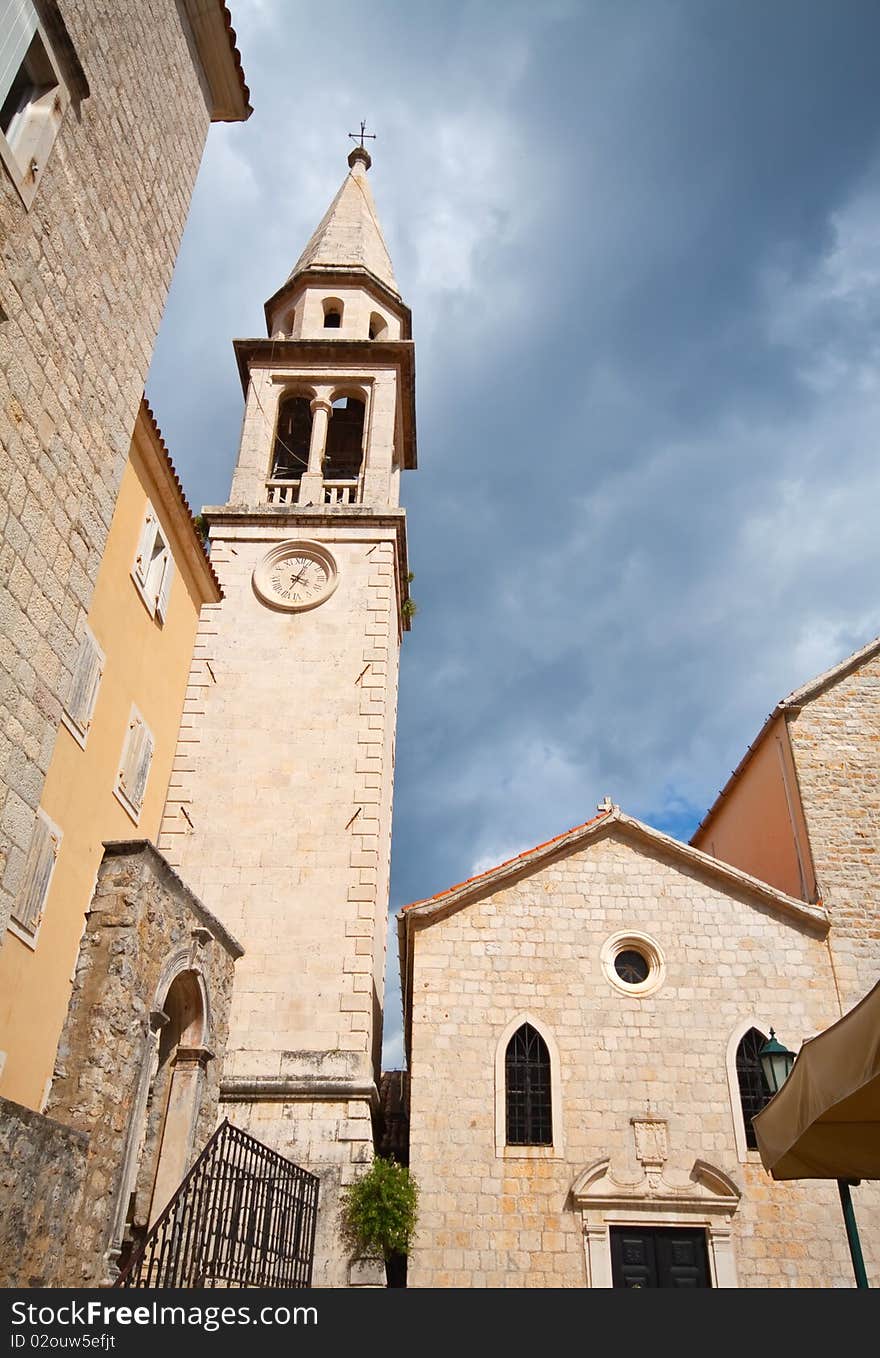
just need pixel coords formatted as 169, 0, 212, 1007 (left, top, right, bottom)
147, 0, 880, 1063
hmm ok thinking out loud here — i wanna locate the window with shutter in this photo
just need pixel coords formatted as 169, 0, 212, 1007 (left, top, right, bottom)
115, 708, 154, 822
0, 0, 70, 208
156, 553, 174, 622
132, 503, 173, 624
10, 809, 62, 942
62, 626, 104, 746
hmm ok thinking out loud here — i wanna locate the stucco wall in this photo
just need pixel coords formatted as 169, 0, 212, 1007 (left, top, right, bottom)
405, 828, 879, 1288
0, 0, 214, 941
787, 652, 880, 1011
692, 714, 816, 903
0, 413, 216, 1109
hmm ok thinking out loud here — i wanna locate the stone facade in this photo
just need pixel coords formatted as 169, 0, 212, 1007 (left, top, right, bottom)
785, 649, 880, 1011
401, 812, 880, 1287
0, 1, 248, 941
0, 839, 241, 1286
0, 1094, 92, 1288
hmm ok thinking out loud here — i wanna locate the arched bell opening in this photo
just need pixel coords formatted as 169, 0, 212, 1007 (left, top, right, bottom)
271, 394, 313, 480
325, 395, 366, 482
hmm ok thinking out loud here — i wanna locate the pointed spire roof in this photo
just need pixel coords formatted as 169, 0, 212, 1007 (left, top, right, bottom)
287, 145, 400, 298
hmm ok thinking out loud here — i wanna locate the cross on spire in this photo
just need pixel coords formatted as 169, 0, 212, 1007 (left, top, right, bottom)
348, 120, 376, 150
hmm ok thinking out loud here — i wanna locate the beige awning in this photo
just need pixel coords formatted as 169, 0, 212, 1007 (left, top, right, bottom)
754, 978, 880, 1180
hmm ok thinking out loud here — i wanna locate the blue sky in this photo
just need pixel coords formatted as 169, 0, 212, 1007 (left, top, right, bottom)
148, 0, 880, 1063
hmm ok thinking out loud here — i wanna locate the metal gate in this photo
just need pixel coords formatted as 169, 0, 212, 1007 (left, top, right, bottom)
115, 1120, 319, 1288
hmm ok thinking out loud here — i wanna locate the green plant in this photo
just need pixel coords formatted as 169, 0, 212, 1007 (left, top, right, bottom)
340, 1157, 419, 1260
402, 570, 418, 622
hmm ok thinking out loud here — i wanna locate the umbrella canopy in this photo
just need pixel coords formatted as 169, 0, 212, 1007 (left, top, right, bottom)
754, 977, 880, 1180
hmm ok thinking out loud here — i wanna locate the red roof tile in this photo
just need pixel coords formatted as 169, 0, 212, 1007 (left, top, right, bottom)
401, 809, 611, 913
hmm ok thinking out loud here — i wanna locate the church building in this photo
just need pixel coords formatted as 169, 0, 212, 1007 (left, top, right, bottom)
399, 638, 880, 1287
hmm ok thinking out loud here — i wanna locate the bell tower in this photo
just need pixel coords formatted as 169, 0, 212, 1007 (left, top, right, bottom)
159, 143, 415, 1287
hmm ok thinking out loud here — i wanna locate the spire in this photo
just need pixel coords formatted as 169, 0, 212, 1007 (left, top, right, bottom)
286, 145, 399, 298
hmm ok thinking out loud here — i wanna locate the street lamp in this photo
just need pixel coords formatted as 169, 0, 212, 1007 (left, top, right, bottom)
759, 1028, 795, 1094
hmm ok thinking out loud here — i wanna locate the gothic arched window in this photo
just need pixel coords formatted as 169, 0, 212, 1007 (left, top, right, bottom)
505, 1022, 552, 1146
735, 1027, 771, 1150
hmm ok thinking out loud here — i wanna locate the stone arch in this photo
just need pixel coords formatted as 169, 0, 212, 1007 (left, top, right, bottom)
108, 950, 215, 1277
493, 1011, 564, 1157
368, 310, 388, 340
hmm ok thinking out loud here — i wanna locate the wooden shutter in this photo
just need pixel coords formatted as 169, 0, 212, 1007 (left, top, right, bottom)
65, 628, 103, 735
0, 2, 38, 110
13, 811, 61, 936
119, 713, 153, 814
156, 553, 175, 623
134, 503, 157, 584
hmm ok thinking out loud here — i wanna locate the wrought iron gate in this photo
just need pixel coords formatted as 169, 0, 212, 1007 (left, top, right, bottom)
115, 1120, 319, 1288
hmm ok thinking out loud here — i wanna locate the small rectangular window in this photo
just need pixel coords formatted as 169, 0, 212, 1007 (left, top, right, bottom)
62, 625, 103, 746
115, 708, 154, 822
132, 501, 173, 623
10, 808, 61, 942
0, 0, 69, 208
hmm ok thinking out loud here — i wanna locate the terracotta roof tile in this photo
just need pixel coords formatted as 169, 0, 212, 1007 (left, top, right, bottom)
140, 397, 223, 599
401, 809, 611, 914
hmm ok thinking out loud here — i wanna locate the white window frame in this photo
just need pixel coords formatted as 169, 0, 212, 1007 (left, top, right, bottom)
60, 623, 104, 748
494, 1011, 565, 1159
131, 500, 175, 624
114, 705, 154, 825
0, 0, 70, 208
8, 807, 62, 948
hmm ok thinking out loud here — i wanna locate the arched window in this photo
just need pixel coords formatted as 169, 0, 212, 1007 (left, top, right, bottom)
368, 311, 387, 340
505, 1022, 552, 1145
735, 1027, 771, 1150
271, 395, 312, 479
325, 395, 365, 480
323, 298, 343, 329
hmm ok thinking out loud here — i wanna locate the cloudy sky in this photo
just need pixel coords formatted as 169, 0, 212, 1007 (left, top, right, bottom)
148, 0, 880, 1064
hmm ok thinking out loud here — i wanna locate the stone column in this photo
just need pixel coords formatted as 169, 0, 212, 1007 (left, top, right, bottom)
149, 1046, 213, 1225
298, 397, 332, 505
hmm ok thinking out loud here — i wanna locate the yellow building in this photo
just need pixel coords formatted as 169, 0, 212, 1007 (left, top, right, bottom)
0, 402, 221, 1110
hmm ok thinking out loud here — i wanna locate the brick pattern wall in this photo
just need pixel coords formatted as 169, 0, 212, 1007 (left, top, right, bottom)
0, 0, 212, 937
406, 830, 880, 1287
786, 653, 880, 1012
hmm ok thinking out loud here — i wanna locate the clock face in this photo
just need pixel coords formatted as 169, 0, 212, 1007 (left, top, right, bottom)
253, 542, 338, 612
269, 553, 328, 605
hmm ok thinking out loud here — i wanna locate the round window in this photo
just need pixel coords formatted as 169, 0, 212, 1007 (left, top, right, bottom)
614, 948, 649, 985
600, 931, 665, 997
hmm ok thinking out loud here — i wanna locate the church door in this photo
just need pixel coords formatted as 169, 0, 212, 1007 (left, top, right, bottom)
610, 1227, 711, 1288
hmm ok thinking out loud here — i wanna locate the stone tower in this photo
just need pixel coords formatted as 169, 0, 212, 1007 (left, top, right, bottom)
158, 144, 415, 1286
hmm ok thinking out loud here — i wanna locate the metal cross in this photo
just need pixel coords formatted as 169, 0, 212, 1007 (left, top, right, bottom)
348, 120, 376, 149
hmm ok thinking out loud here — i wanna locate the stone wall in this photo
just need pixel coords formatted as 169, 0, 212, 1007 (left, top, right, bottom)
45, 840, 240, 1285
787, 651, 880, 1011
0, 1095, 92, 1287
405, 826, 880, 1288
0, 0, 214, 939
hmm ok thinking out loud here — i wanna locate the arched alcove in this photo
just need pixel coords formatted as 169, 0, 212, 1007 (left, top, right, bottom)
323, 297, 343, 329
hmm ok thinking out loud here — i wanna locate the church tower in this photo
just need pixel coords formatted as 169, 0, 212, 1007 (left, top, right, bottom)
158, 143, 415, 1286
